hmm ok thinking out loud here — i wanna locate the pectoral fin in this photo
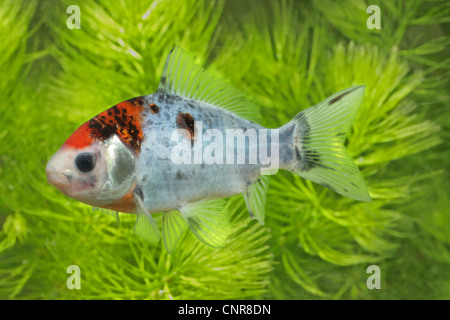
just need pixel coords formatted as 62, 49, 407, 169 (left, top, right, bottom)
92, 207, 120, 227
133, 191, 160, 244
178, 198, 230, 248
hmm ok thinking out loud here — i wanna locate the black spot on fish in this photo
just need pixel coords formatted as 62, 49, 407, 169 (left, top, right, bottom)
292, 112, 335, 172
175, 170, 184, 180
295, 146, 302, 161
322, 183, 337, 193
187, 103, 196, 109
302, 150, 335, 171
244, 176, 257, 188
133, 185, 144, 200
157, 90, 183, 105
89, 121, 102, 130
186, 216, 201, 231
149, 103, 159, 114
328, 87, 359, 105
305, 150, 320, 163
175, 170, 192, 181
176, 112, 195, 145
160, 76, 166, 87
129, 96, 144, 106
89, 118, 116, 140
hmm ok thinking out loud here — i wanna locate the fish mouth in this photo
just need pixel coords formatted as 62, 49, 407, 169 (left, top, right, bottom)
46, 151, 72, 190
46, 169, 71, 190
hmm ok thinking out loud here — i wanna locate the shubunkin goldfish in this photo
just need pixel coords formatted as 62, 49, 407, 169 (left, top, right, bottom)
46, 47, 370, 252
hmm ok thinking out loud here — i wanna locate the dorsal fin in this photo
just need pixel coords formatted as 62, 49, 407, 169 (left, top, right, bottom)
158, 47, 260, 123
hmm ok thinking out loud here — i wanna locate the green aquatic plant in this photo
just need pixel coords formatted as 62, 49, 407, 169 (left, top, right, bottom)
1, 0, 449, 300
0, 0, 39, 298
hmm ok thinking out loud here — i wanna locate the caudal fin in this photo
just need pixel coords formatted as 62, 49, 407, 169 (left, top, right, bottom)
281, 86, 371, 201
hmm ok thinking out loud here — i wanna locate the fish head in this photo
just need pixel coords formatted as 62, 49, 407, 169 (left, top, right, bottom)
46, 97, 146, 212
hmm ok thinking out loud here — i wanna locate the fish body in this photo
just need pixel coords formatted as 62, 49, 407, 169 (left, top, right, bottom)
137, 92, 267, 213
46, 48, 371, 252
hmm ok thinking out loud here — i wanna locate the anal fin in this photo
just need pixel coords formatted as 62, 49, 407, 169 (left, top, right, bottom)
178, 198, 230, 248
243, 176, 270, 225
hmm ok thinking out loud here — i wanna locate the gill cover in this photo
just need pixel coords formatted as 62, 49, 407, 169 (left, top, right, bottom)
101, 134, 136, 202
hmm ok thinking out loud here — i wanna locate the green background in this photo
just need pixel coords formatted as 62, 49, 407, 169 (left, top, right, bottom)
0, 0, 449, 299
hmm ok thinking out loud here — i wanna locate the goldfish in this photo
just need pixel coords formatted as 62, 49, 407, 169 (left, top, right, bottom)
46, 47, 370, 252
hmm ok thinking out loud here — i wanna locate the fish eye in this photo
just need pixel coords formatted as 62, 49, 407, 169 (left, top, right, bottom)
75, 153, 96, 173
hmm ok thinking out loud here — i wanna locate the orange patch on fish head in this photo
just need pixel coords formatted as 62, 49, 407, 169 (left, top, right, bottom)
63, 121, 93, 149
63, 96, 146, 153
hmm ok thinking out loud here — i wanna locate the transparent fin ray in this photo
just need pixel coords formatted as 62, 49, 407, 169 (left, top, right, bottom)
290, 86, 371, 201
92, 207, 120, 227
162, 210, 187, 253
92, 206, 118, 217
133, 194, 161, 244
158, 47, 260, 122
243, 176, 270, 225
178, 198, 230, 248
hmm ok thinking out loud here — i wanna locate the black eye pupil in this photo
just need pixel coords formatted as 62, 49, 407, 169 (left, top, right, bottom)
76, 153, 96, 173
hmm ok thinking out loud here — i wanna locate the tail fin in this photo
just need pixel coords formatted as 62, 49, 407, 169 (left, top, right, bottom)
281, 86, 371, 201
